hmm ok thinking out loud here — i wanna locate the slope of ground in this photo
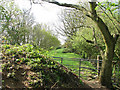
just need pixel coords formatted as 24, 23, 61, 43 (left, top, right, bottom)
1, 44, 91, 89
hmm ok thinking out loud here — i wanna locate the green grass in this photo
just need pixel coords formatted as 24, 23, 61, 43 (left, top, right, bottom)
44, 48, 97, 80
44, 48, 81, 58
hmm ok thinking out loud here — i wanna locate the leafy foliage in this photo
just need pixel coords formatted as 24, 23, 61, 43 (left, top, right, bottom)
2, 44, 83, 88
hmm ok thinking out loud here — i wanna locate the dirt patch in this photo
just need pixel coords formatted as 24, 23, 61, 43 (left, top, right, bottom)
81, 79, 110, 90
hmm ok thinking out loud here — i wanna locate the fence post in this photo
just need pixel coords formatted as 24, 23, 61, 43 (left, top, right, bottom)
97, 55, 100, 76
79, 59, 81, 78
61, 58, 63, 64
117, 61, 120, 86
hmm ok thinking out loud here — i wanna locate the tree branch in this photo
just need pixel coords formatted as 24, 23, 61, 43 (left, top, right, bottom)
41, 0, 80, 9
81, 35, 94, 44
99, 5, 120, 33
100, 4, 120, 24
89, 2, 115, 46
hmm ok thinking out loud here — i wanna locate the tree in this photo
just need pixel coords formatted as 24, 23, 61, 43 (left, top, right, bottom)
0, 0, 22, 44
32, 0, 120, 88
89, 2, 119, 88
72, 27, 100, 59
57, 7, 104, 59
0, 0, 35, 45
56, 9, 85, 39
0, 0, 60, 49
32, 24, 60, 49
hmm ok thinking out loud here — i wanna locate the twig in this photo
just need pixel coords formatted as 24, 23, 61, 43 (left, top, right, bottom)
99, 5, 120, 33
50, 81, 59, 89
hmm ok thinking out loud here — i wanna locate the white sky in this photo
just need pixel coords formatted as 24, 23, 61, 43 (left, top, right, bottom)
15, 0, 80, 44
15, 0, 79, 24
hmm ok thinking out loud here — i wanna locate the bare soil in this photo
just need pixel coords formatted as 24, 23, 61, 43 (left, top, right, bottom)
82, 79, 110, 90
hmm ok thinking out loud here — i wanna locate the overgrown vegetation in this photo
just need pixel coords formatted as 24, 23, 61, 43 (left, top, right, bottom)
1, 44, 87, 88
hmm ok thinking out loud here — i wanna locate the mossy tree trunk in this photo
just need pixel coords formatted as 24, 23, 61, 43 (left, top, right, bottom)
100, 43, 115, 88
89, 2, 119, 88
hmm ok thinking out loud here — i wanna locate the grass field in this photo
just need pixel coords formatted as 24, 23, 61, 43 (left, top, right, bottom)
44, 48, 97, 80
44, 48, 81, 58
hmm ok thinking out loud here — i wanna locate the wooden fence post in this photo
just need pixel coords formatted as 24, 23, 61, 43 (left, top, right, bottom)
61, 58, 63, 64
117, 61, 120, 85
97, 55, 100, 76
79, 59, 81, 78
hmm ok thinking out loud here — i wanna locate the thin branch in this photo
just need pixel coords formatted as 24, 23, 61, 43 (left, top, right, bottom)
81, 26, 104, 53
50, 81, 59, 89
101, 5, 120, 24
99, 6, 120, 33
81, 35, 94, 44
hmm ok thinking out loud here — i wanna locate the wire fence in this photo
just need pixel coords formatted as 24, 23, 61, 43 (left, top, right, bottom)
52, 56, 101, 78
52, 56, 120, 88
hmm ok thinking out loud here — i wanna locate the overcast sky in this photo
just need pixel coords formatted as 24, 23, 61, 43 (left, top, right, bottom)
15, 0, 79, 24
15, 0, 80, 44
